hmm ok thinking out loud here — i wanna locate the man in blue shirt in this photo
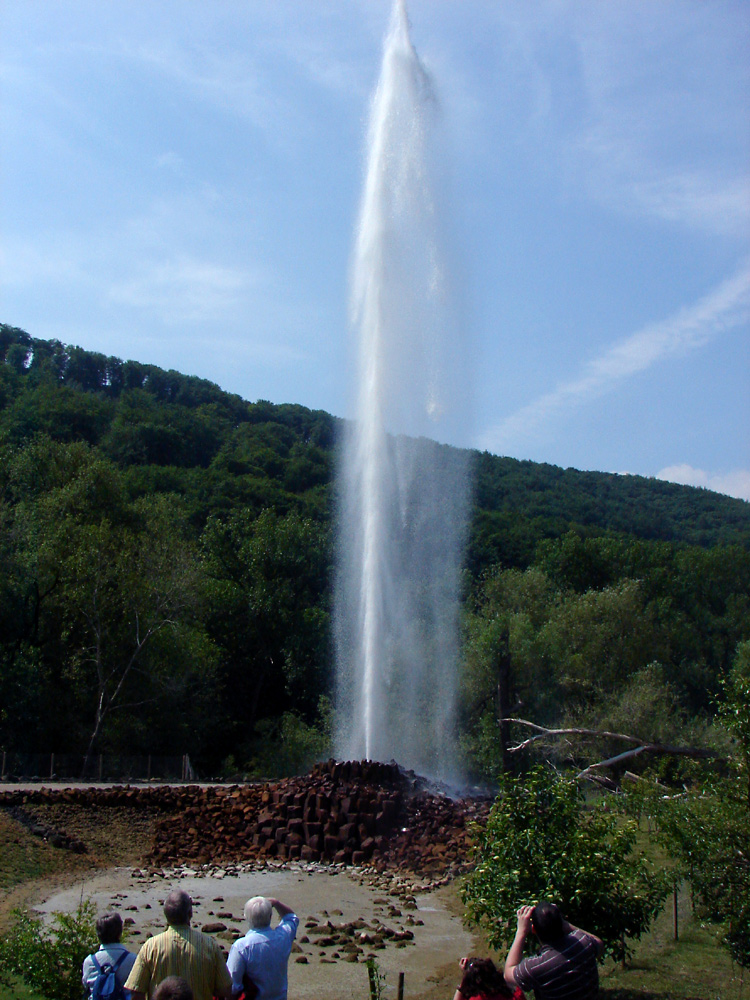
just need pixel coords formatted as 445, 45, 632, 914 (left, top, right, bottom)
228, 896, 299, 1000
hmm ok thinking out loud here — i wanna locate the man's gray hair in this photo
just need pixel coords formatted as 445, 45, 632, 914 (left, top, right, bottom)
244, 896, 272, 928
163, 889, 192, 926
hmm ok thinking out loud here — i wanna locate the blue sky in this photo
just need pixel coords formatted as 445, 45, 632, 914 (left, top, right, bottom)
1, 0, 748, 499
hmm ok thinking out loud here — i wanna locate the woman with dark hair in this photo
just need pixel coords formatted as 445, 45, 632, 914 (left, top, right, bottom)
154, 977, 193, 1000
453, 956, 524, 1000
82, 911, 136, 998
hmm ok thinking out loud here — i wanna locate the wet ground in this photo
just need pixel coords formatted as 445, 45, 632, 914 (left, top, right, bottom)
37, 862, 481, 1000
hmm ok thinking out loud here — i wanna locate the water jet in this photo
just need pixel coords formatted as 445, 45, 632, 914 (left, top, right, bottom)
334, 1, 470, 781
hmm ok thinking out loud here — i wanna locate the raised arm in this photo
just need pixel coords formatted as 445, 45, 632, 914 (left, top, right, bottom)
504, 906, 533, 986
268, 898, 295, 919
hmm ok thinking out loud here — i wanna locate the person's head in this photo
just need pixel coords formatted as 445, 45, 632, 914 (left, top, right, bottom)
153, 976, 193, 1000
163, 889, 192, 927
531, 901, 565, 943
458, 957, 513, 998
244, 896, 272, 929
96, 912, 123, 944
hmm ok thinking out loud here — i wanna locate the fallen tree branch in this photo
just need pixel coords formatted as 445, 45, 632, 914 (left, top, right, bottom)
500, 718, 722, 777
503, 719, 648, 752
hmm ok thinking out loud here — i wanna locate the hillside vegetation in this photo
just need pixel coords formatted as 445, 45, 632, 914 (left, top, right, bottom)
1, 322, 748, 777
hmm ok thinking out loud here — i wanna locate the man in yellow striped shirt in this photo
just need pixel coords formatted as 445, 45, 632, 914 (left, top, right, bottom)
125, 889, 232, 1000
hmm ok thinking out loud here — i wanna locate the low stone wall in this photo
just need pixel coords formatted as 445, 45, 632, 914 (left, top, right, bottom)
0, 759, 490, 878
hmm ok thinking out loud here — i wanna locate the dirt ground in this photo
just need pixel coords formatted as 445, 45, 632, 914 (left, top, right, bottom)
0, 795, 487, 1000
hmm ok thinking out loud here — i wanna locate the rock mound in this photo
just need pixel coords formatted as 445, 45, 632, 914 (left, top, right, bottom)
0, 759, 490, 878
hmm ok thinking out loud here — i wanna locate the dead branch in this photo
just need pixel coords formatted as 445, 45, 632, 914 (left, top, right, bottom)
501, 717, 722, 779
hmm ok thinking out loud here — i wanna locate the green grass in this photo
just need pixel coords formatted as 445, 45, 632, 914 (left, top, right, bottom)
599, 883, 744, 1000
0, 811, 89, 897
0, 973, 40, 1000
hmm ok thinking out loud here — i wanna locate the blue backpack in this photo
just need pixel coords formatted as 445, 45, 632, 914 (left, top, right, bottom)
88, 951, 128, 1000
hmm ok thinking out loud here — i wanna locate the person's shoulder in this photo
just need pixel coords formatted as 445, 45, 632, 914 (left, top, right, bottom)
569, 928, 599, 947
563, 928, 601, 958
139, 929, 167, 952
102, 944, 136, 961
193, 927, 219, 943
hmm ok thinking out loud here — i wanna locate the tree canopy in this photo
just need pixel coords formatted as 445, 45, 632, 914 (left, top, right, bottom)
1, 323, 748, 777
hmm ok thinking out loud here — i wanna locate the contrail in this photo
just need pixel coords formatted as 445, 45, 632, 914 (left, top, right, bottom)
480, 259, 750, 453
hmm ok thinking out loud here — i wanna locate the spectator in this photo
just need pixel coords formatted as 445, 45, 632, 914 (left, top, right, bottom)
82, 911, 136, 999
227, 896, 299, 1000
124, 889, 232, 1000
453, 956, 524, 1000
504, 902, 603, 1000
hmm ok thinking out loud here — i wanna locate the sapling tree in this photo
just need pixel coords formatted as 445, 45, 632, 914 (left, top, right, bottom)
657, 641, 750, 968
462, 765, 670, 963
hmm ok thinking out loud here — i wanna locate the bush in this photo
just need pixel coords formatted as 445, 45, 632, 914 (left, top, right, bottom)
461, 766, 670, 963
0, 901, 97, 1000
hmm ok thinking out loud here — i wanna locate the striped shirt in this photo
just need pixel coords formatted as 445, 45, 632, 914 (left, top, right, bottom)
124, 925, 232, 1000
513, 928, 599, 999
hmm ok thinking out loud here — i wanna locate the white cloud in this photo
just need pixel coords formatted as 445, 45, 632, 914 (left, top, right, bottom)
1, 238, 89, 288
627, 169, 750, 241
657, 464, 750, 502
535, 1, 750, 238
155, 151, 186, 172
479, 259, 750, 454
107, 255, 255, 324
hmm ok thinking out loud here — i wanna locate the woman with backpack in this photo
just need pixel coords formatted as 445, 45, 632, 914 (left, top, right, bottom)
82, 912, 137, 999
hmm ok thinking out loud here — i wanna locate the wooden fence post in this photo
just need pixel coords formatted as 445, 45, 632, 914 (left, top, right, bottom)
397, 971, 405, 1000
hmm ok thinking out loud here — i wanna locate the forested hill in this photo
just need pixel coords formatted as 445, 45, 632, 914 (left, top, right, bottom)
1, 323, 748, 560
2, 323, 749, 773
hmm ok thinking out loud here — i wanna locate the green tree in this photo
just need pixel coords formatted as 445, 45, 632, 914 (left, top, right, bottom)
460, 567, 556, 777
462, 766, 670, 963
47, 493, 214, 763
4, 441, 217, 758
459, 566, 670, 779
538, 579, 664, 708
658, 642, 750, 967
202, 507, 331, 762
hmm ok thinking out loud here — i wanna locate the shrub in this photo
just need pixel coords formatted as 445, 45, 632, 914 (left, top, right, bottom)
0, 900, 97, 1000
461, 766, 670, 963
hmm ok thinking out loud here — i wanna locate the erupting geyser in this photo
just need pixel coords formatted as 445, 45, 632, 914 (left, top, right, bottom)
334, 0, 470, 781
